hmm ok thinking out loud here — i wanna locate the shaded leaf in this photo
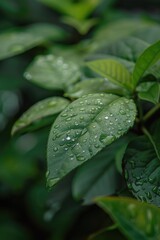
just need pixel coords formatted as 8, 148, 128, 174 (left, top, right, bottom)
24, 54, 81, 90
137, 82, 160, 104
47, 93, 136, 187
12, 97, 70, 136
96, 196, 160, 240
0, 23, 65, 60
65, 78, 124, 99
123, 136, 160, 207
86, 59, 133, 91
133, 40, 160, 86
72, 135, 131, 203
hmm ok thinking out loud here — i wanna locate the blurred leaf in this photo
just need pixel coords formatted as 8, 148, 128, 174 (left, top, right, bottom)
65, 78, 124, 99
87, 59, 133, 91
96, 196, 160, 240
12, 97, 70, 136
137, 82, 160, 104
24, 54, 81, 90
47, 94, 136, 187
0, 23, 65, 60
37, 0, 100, 20
123, 135, 160, 207
62, 16, 98, 35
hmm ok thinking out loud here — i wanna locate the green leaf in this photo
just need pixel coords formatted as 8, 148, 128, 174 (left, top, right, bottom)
12, 97, 70, 136
137, 82, 160, 104
0, 23, 65, 60
47, 93, 136, 187
24, 54, 81, 90
65, 78, 124, 99
72, 136, 131, 203
95, 196, 160, 240
86, 59, 133, 91
123, 136, 160, 207
133, 40, 160, 86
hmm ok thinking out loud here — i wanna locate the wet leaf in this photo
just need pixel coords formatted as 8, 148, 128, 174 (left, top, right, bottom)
0, 23, 65, 60
123, 136, 160, 207
24, 54, 81, 90
86, 59, 133, 91
12, 97, 70, 136
47, 93, 136, 187
96, 196, 160, 240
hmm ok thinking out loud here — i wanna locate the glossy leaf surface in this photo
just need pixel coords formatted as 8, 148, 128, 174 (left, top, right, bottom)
96, 196, 160, 240
124, 136, 160, 206
137, 82, 160, 104
12, 97, 70, 136
47, 93, 136, 187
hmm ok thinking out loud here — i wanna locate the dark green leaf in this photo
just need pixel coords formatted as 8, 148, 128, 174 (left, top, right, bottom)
0, 23, 65, 60
96, 196, 160, 240
123, 136, 160, 206
24, 54, 81, 90
72, 136, 131, 203
86, 59, 133, 91
47, 93, 136, 187
65, 78, 124, 99
137, 82, 160, 104
12, 97, 70, 136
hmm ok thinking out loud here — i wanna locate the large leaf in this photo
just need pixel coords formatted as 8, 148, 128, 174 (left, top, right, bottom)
72, 135, 131, 203
133, 40, 160, 86
12, 97, 70, 136
137, 82, 160, 104
86, 59, 133, 91
47, 93, 136, 187
65, 78, 124, 99
24, 54, 81, 90
0, 23, 65, 60
123, 135, 160, 207
96, 196, 160, 240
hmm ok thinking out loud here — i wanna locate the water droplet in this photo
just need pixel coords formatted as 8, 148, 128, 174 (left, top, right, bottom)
53, 147, 58, 152
77, 156, 85, 161
105, 116, 109, 120
24, 72, 32, 80
64, 147, 68, 151
66, 117, 71, 121
120, 109, 126, 115
152, 186, 158, 193
61, 113, 68, 117
66, 136, 71, 141
47, 178, 60, 188
99, 134, 115, 145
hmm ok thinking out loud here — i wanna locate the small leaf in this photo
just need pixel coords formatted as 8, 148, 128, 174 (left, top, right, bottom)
137, 82, 160, 104
0, 23, 65, 60
123, 136, 160, 207
12, 97, 70, 136
86, 59, 133, 91
72, 136, 131, 203
24, 54, 81, 90
96, 196, 160, 240
65, 78, 124, 99
133, 40, 160, 86
47, 93, 136, 187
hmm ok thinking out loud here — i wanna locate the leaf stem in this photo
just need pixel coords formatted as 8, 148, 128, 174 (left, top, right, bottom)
142, 126, 160, 160
143, 103, 160, 122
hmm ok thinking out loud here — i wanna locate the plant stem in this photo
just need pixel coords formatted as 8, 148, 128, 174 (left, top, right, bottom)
143, 103, 160, 122
142, 126, 160, 160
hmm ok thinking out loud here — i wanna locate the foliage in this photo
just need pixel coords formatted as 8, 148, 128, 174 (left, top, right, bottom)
1, 0, 160, 239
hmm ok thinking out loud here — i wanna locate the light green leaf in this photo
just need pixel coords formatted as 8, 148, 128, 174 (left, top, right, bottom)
72, 136, 131, 203
137, 82, 160, 104
133, 40, 160, 86
12, 97, 70, 136
65, 78, 124, 99
96, 196, 160, 240
86, 59, 133, 91
123, 135, 160, 207
0, 23, 65, 60
24, 54, 81, 90
47, 93, 136, 187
